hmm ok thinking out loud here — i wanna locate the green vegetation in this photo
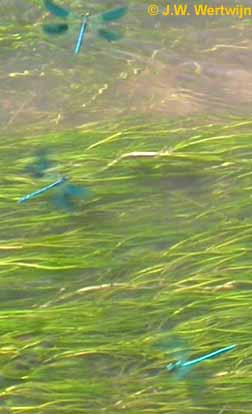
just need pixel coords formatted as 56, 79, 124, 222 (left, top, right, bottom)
1, 117, 251, 412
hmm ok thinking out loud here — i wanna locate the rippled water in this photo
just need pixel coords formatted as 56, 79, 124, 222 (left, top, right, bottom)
2, 0, 252, 134
1, 1, 252, 414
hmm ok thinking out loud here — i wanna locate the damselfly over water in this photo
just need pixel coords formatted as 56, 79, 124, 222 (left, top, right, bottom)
18, 177, 66, 204
42, 0, 128, 54
18, 151, 89, 210
166, 344, 236, 377
25, 148, 54, 178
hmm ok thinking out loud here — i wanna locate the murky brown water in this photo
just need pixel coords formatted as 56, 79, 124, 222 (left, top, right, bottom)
2, 0, 252, 134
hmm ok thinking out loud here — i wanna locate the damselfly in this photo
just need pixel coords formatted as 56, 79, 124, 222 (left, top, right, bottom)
42, 0, 128, 54
18, 176, 66, 204
166, 344, 236, 375
18, 151, 89, 210
25, 148, 54, 178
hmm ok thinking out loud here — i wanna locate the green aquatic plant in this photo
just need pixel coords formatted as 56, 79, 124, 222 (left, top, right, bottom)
1, 117, 252, 412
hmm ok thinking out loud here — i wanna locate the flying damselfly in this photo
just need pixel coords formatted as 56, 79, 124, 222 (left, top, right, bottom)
42, 0, 128, 54
18, 150, 89, 211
